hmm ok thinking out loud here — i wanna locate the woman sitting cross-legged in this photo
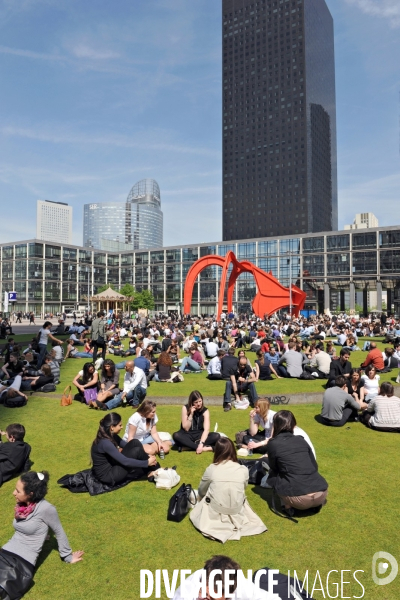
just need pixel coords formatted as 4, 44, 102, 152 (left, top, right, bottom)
267, 410, 328, 517
189, 437, 267, 543
91, 413, 158, 486
254, 350, 281, 381
122, 400, 172, 457
92, 359, 120, 406
240, 399, 276, 453
172, 391, 220, 454
0, 471, 83, 600
359, 381, 400, 432
72, 362, 99, 403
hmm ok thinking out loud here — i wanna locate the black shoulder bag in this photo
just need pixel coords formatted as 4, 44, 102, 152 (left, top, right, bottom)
167, 483, 196, 522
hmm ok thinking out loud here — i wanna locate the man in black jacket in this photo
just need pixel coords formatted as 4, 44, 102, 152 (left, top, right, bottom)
327, 349, 352, 387
0, 424, 31, 486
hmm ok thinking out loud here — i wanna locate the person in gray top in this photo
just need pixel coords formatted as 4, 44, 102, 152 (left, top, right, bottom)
320, 376, 367, 427
277, 342, 305, 378
1, 471, 83, 599
91, 311, 106, 363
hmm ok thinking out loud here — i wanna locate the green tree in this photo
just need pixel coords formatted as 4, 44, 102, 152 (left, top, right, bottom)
119, 284, 136, 298
132, 289, 155, 311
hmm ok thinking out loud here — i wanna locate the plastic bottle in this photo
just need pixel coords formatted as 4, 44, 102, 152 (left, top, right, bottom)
159, 448, 165, 460
248, 439, 253, 456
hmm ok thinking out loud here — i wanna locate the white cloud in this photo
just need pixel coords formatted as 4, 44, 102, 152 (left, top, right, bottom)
0, 124, 220, 158
0, 44, 64, 62
344, 0, 400, 27
69, 44, 120, 60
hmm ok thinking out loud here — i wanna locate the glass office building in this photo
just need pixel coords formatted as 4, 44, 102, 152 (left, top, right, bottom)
83, 179, 163, 251
1, 226, 400, 317
222, 0, 337, 240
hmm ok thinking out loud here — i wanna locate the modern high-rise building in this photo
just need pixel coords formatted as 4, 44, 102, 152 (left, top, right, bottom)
222, 0, 337, 240
36, 200, 72, 244
83, 178, 163, 251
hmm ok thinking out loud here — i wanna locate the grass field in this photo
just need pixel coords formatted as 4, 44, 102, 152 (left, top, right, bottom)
0, 335, 399, 599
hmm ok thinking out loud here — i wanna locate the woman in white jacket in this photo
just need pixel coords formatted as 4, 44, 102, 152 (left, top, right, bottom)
190, 438, 267, 543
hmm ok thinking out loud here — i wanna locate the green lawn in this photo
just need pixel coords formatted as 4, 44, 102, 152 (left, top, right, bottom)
0, 335, 399, 599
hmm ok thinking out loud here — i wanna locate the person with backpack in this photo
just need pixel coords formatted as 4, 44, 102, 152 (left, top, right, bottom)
0, 424, 31, 487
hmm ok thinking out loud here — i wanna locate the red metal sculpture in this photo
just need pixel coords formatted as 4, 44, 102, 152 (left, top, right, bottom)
183, 251, 306, 319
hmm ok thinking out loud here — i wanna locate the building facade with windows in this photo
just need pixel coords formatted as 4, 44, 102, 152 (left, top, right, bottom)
1, 226, 400, 317
222, 0, 337, 240
36, 200, 73, 245
83, 179, 163, 251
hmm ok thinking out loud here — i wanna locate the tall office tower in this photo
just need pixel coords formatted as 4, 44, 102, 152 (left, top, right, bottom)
36, 200, 73, 244
344, 213, 379, 230
222, 0, 337, 240
83, 178, 163, 250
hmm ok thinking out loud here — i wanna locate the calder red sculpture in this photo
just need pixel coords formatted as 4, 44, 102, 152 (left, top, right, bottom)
183, 251, 306, 319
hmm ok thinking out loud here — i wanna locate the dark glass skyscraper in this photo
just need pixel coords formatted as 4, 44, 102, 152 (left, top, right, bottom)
222, 0, 337, 240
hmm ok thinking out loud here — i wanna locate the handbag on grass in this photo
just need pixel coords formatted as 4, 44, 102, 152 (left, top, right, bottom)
83, 388, 98, 404
60, 386, 73, 407
167, 483, 196, 522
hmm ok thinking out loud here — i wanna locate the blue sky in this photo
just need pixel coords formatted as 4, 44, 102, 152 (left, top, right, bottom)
0, 0, 399, 247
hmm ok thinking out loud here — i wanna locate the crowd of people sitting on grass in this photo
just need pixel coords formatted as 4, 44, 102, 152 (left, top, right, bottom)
2, 307, 400, 597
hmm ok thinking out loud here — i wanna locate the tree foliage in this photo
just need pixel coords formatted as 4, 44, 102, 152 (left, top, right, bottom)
132, 289, 155, 311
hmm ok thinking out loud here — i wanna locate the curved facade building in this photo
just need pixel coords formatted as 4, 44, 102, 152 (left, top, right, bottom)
83, 178, 163, 251
126, 179, 163, 250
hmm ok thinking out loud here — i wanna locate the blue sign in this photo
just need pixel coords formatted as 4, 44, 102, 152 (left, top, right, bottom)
8, 292, 17, 302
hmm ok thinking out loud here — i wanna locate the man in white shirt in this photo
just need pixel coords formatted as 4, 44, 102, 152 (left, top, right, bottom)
205, 339, 218, 358
173, 555, 274, 600
207, 349, 225, 380
104, 361, 147, 410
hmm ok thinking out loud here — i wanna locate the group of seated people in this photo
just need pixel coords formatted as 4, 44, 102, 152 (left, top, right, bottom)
61, 390, 328, 528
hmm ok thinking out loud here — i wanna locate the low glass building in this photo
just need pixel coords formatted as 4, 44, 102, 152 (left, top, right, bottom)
1, 226, 400, 316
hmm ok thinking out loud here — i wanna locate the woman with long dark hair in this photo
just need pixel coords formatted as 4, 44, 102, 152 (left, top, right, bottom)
267, 411, 328, 517
0, 471, 83, 599
72, 362, 98, 403
172, 391, 220, 454
189, 438, 267, 542
91, 413, 157, 485
94, 359, 120, 405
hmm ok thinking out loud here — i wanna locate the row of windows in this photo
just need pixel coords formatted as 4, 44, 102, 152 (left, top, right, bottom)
1, 233, 400, 267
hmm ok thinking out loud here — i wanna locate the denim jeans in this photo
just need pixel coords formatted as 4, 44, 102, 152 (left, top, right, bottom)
179, 357, 201, 372
37, 343, 48, 369
74, 352, 93, 359
106, 385, 147, 410
116, 361, 127, 370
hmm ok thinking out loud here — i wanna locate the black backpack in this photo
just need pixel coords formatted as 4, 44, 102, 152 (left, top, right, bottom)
4, 395, 27, 408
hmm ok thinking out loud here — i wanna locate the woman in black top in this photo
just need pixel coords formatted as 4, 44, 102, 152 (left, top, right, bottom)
346, 368, 365, 401
91, 413, 157, 485
267, 411, 328, 517
254, 349, 281, 381
172, 391, 220, 454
